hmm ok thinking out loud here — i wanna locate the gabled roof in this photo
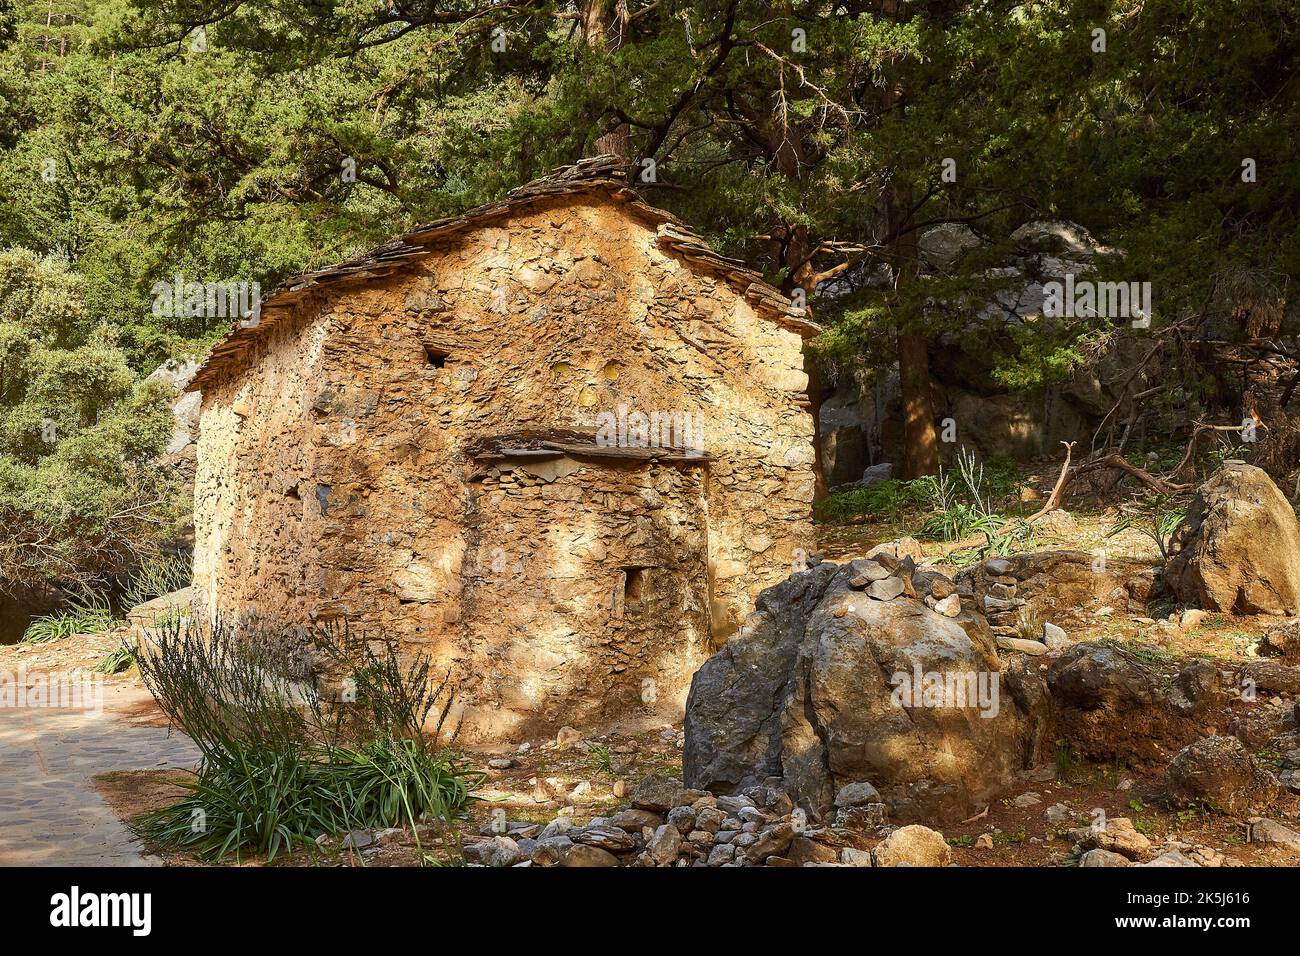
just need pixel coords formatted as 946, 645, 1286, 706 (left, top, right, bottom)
187, 155, 817, 391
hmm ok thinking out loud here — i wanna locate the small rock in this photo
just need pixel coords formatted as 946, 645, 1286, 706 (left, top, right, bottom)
610, 808, 662, 831
631, 774, 684, 812
835, 804, 887, 829
573, 825, 637, 852
342, 829, 375, 850
873, 824, 951, 867
1082, 817, 1151, 860
487, 757, 513, 770
1180, 608, 1208, 630
848, 560, 892, 587
706, 843, 737, 866
841, 847, 873, 866
834, 781, 882, 808
1140, 850, 1199, 867
1249, 818, 1300, 852
745, 823, 795, 860
866, 577, 907, 602
997, 637, 1048, 656
559, 844, 620, 867
1012, 791, 1042, 808
933, 594, 962, 618
464, 836, 521, 867
974, 833, 994, 850
1044, 803, 1073, 823
645, 824, 683, 865
929, 577, 956, 600
695, 807, 725, 833
556, 726, 582, 749
1042, 622, 1070, 651
717, 795, 756, 814
1080, 848, 1131, 867
788, 837, 838, 865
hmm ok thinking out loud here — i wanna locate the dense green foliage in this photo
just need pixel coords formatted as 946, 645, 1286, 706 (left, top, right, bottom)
0, 247, 183, 593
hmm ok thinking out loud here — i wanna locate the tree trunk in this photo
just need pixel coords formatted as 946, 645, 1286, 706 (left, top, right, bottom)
898, 332, 939, 478
879, 0, 938, 478
581, 0, 629, 160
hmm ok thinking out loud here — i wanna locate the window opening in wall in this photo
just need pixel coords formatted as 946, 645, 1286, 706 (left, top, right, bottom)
424, 345, 449, 368
623, 567, 648, 605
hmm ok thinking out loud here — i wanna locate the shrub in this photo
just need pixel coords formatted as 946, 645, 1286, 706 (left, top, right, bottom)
132, 616, 478, 863
21, 590, 115, 643
815, 477, 931, 522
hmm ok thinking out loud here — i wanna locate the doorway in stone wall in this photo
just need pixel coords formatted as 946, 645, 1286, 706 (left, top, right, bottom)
458, 446, 714, 737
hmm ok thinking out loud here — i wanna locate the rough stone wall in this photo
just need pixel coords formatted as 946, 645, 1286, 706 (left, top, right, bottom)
193, 192, 815, 741
193, 307, 326, 628
459, 457, 713, 740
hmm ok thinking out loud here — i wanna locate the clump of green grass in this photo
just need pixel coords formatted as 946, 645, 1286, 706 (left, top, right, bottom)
815, 478, 932, 523
1098, 636, 1177, 669
817, 450, 1027, 533
1107, 494, 1187, 560
1014, 606, 1043, 641
586, 743, 616, 778
22, 591, 116, 644
132, 616, 480, 863
94, 643, 137, 674
1055, 743, 1082, 782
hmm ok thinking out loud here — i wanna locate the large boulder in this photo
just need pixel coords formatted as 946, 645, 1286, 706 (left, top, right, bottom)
682, 560, 1051, 824
1163, 736, 1281, 814
1164, 462, 1300, 615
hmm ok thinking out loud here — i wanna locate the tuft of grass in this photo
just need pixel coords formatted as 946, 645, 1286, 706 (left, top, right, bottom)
585, 743, 616, 779
815, 478, 932, 523
1055, 743, 1081, 782
132, 616, 480, 863
1014, 606, 1042, 641
1107, 495, 1187, 560
919, 503, 1005, 542
94, 642, 137, 674
22, 591, 116, 644
1098, 636, 1176, 669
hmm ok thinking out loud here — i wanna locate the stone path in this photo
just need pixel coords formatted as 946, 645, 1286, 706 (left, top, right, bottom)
0, 681, 199, 866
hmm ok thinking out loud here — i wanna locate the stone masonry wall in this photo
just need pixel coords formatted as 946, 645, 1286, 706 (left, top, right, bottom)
458, 457, 712, 740
193, 192, 816, 742
193, 307, 326, 627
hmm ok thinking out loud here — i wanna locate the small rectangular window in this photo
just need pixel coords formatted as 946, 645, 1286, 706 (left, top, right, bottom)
623, 567, 648, 605
425, 345, 449, 368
